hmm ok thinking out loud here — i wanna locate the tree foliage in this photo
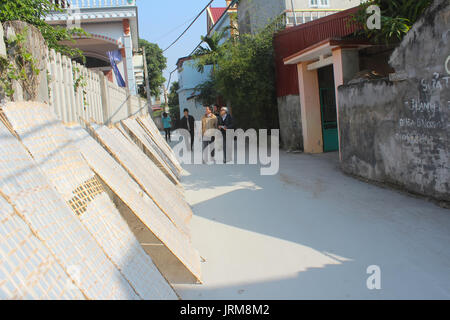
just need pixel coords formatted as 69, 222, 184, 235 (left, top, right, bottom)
194, 79, 219, 106
138, 39, 167, 98
351, 0, 432, 43
192, 31, 227, 73
193, 21, 280, 130
0, 0, 86, 57
167, 80, 179, 119
0, 28, 41, 99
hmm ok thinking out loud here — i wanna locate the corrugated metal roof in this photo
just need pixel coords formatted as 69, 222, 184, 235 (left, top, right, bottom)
274, 7, 361, 97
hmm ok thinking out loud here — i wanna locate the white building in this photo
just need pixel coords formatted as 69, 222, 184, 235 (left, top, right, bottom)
45, 0, 144, 95
176, 1, 238, 121
238, 0, 362, 33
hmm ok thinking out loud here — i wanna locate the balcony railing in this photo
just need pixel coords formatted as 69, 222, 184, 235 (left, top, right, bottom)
284, 9, 342, 27
51, 0, 136, 9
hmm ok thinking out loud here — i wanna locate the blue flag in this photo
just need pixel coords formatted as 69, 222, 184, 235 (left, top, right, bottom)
107, 50, 126, 87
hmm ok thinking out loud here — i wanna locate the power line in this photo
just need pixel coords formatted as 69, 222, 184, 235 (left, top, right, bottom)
155, 13, 201, 42
166, 0, 237, 89
166, 68, 177, 91
162, 0, 214, 53
188, 0, 237, 56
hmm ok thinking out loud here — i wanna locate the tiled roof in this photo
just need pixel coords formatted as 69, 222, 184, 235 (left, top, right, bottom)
208, 7, 226, 24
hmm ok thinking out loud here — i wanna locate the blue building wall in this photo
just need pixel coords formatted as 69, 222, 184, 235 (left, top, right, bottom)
213, 14, 231, 44
177, 62, 213, 121
177, 11, 232, 121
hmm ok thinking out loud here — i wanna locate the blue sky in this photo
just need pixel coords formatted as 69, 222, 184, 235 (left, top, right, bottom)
136, 0, 228, 87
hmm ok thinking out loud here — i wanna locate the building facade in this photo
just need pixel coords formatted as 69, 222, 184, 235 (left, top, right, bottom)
176, 2, 237, 121
45, 0, 143, 95
238, 0, 361, 33
177, 57, 214, 121
237, 0, 362, 150
238, 0, 362, 34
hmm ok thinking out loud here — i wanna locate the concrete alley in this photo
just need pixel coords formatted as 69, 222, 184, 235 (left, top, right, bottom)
174, 151, 450, 299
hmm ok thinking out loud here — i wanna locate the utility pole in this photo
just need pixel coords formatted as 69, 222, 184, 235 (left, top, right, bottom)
163, 85, 169, 113
142, 46, 153, 118
290, 0, 298, 26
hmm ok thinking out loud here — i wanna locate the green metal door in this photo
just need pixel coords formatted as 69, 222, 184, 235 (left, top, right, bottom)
319, 88, 339, 152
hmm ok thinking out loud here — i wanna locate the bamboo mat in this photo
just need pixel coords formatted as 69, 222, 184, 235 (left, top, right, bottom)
1, 101, 176, 300
137, 115, 184, 174
0, 194, 85, 300
67, 124, 201, 283
122, 118, 180, 184
88, 124, 193, 235
0, 119, 138, 300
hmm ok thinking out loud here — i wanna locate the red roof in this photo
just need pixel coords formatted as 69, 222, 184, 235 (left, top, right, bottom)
208, 7, 226, 24
274, 7, 361, 97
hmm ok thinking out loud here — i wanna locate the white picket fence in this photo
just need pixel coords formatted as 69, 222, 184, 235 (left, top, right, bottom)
46, 48, 148, 124
50, 0, 135, 9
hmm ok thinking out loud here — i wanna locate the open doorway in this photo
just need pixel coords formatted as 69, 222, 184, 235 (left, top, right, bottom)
318, 65, 338, 152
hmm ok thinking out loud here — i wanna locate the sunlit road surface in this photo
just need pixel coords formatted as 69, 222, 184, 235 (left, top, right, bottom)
170, 143, 450, 299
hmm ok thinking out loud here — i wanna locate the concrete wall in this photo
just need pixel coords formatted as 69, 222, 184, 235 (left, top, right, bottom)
50, 19, 137, 93
153, 115, 163, 131
337, 0, 449, 201
1, 21, 49, 103
178, 62, 213, 91
211, 13, 232, 42
278, 96, 303, 151
177, 10, 233, 121
0, 23, 6, 58
177, 61, 213, 120
283, 0, 362, 11
238, 0, 285, 34
76, 22, 127, 89
82, 22, 124, 43
178, 89, 205, 122
0, 24, 5, 103
0, 21, 146, 125
238, 0, 362, 33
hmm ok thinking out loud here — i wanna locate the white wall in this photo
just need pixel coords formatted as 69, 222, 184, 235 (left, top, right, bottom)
46, 48, 147, 125
238, 0, 362, 33
285, 0, 362, 10
178, 89, 206, 122
178, 62, 213, 91
79, 22, 138, 95
177, 61, 213, 121
82, 22, 124, 42
238, 0, 285, 33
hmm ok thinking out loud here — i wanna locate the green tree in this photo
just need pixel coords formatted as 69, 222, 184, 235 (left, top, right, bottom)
0, 0, 86, 57
139, 39, 167, 98
167, 80, 179, 119
194, 79, 219, 106
192, 31, 227, 73
192, 20, 281, 130
351, 0, 432, 43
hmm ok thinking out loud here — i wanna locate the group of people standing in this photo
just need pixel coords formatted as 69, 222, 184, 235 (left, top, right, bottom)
200, 105, 233, 163
162, 104, 233, 163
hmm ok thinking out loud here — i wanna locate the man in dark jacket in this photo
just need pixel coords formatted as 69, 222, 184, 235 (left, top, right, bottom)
180, 108, 195, 151
213, 104, 221, 118
218, 107, 233, 163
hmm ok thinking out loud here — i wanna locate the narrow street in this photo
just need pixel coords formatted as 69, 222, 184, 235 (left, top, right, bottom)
1, 0, 449, 306
174, 151, 450, 299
